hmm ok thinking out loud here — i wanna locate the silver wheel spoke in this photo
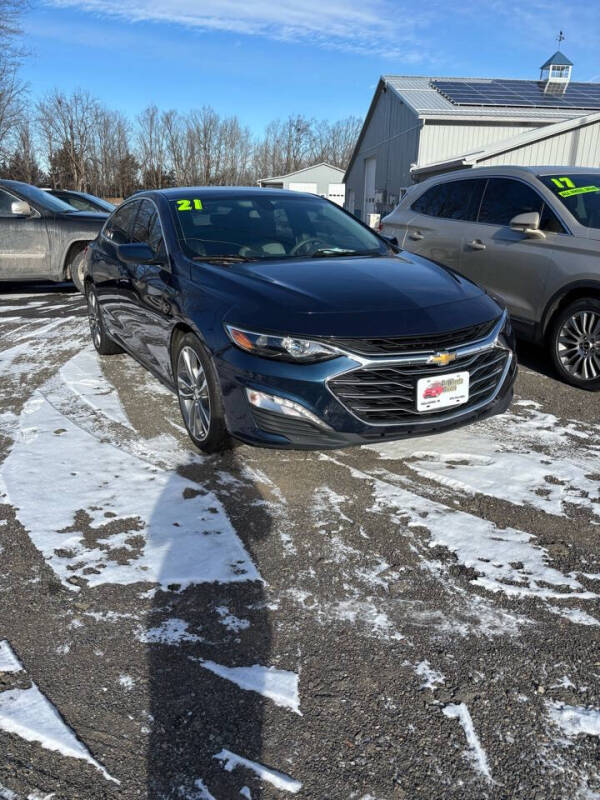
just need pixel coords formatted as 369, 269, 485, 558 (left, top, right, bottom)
558, 310, 600, 383
177, 346, 211, 441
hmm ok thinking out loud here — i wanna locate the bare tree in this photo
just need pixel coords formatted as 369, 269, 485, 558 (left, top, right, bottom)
0, 0, 27, 158
37, 89, 101, 190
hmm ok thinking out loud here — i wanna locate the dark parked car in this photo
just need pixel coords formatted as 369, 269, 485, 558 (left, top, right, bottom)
0, 179, 108, 292
85, 187, 516, 451
42, 188, 116, 214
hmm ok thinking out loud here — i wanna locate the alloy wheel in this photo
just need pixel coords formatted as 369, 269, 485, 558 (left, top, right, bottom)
88, 291, 101, 349
557, 310, 600, 381
177, 346, 211, 441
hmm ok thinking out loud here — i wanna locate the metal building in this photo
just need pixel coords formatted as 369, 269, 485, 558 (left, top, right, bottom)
257, 162, 345, 205
344, 51, 600, 221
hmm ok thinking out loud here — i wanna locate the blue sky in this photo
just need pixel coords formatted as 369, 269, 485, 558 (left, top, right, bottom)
20, 0, 600, 131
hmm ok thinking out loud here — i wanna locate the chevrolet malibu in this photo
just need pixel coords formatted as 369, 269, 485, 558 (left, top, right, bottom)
85, 187, 516, 451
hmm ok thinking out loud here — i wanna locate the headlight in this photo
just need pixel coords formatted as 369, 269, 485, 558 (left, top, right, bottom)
225, 325, 340, 363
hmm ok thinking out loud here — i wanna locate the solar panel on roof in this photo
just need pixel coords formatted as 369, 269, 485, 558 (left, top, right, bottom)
431, 79, 600, 110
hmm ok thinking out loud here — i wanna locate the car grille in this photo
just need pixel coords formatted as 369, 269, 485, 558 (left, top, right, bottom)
323, 317, 500, 356
328, 348, 509, 424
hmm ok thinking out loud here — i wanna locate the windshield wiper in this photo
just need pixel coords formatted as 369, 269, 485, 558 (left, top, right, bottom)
194, 254, 256, 263
310, 248, 359, 258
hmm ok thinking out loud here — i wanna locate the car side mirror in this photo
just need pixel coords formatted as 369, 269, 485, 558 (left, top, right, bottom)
117, 242, 158, 264
11, 200, 32, 217
510, 211, 546, 239
380, 233, 400, 250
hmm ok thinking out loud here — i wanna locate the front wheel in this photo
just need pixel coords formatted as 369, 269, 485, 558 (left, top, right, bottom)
549, 298, 600, 390
174, 333, 231, 453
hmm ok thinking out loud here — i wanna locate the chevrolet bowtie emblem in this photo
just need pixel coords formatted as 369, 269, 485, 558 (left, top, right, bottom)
428, 351, 456, 367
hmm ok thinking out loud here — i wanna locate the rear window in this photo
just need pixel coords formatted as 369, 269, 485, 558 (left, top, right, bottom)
411, 179, 484, 221
539, 174, 600, 229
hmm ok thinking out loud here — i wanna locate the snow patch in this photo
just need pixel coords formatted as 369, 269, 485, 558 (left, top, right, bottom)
213, 749, 301, 793
215, 606, 250, 633
0, 684, 117, 782
59, 349, 132, 428
443, 703, 492, 782
138, 619, 203, 645
548, 702, 600, 738
414, 660, 445, 690
1, 395, 260, 590
0, 641, 23, 673
197, 661, 300, 714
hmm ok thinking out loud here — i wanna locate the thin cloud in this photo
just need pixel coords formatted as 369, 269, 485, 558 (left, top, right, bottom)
44, 0, 433, 60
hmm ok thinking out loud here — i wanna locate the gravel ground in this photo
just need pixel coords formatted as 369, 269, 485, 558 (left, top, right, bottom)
0, 283, 598, 800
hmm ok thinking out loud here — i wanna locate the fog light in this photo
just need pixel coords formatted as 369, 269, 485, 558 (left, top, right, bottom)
246, 389, 332, 430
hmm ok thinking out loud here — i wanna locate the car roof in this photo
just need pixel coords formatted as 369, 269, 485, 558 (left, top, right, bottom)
421, 165, 600, 183
133, 186, 321, 200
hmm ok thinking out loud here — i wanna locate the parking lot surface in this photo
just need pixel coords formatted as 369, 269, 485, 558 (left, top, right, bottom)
0, 285, 599, 800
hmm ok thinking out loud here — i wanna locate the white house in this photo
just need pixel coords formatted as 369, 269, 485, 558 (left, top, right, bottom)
258, 162, 346, 205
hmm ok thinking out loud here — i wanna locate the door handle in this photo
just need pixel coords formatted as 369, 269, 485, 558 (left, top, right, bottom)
409, 231, 424, 241
468, 239, 486, 250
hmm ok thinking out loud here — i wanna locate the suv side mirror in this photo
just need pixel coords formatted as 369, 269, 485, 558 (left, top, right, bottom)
117, 242, 157, 264
510, 211, 546, 239
11, 200, 32, 217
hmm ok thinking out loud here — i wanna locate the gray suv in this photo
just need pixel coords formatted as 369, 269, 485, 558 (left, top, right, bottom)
382, 166, 600, 390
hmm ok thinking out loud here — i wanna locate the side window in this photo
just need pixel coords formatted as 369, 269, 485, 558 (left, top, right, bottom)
103, 201, 139, 245
478, 179, 544, 226
148, 213, 166, 257
131, 199, 154, 244
539, 203, 566, 234
438, 179, 485, 221
0, 189, 17, 217
411, 185, 444, 216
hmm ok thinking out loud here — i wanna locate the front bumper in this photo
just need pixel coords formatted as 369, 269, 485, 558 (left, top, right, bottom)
214, 316, 518, 450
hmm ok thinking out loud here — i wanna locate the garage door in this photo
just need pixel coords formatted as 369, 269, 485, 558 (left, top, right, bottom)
288, 183, 318, 194
327, 184, 345, 206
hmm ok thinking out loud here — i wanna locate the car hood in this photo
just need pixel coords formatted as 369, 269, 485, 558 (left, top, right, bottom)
221, 252, 501, 338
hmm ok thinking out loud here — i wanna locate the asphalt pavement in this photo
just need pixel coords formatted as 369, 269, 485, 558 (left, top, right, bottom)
0, 284, 598, 800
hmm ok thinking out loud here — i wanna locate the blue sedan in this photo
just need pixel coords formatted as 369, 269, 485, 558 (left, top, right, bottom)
85, 187, 516, 451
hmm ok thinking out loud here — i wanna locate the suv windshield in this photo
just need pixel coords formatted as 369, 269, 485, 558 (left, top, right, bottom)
169, 193, 386, 260
539, 174, 600, 229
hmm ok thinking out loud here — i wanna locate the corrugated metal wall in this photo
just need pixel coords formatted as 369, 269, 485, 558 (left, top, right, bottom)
345, 87, 420, 218
479, 119, 600, 167
418, 121, 542, 165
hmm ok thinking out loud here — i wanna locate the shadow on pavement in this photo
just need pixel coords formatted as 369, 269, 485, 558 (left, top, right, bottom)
515, 338, 558, 381
147, 447, 272, 799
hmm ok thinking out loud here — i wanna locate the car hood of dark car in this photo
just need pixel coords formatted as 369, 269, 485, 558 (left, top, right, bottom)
218, 252, 502, 338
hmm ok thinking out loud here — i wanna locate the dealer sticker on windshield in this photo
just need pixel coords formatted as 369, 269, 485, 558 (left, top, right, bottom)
417, 371, 470, 412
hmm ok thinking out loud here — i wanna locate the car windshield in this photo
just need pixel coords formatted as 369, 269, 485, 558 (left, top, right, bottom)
169, 193, 386, 261
539, 174, 600, 229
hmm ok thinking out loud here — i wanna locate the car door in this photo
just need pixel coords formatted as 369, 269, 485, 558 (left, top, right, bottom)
127, 199, 176, 378
459, 177, 570, 323
401, 179, 483, 273
0, 187, 50, 279
90, 199, 140, 345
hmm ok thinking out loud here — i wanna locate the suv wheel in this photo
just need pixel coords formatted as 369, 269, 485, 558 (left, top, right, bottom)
70, 249, 87, 294
86, 286, 123, 355
174, 333, 231, 453
550, 298, 600, 390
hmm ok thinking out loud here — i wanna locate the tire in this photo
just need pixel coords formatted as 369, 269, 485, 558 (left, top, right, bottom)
174, 333, 231, 453
86, 285, 123, 356
70, 249, 87, 294
549, 298, 600, 391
